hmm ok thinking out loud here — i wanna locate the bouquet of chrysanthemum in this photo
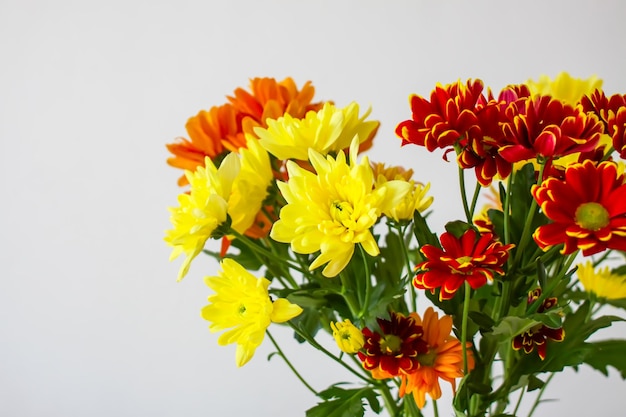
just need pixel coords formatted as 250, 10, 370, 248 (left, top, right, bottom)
164, 74, 626, 416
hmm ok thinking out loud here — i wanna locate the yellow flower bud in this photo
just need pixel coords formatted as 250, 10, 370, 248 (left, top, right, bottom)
331, 319, 364, 354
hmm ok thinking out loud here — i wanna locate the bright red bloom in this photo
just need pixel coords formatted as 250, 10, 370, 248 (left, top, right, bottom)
581, 90, 626, 159
499, 96, 603, 163
357, 312, 428, 379
512, 289, 564, 360
532, 160, 626, 255
414, 229, 514, 300
396, 79, 486, 152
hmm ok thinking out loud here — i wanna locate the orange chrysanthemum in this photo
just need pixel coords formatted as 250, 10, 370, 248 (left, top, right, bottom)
532, 160, 626, 255
414, 228, 514, 300
499, 95, 603, 163
166, 77, 325, 186
399, 307, 474, 409
358, 312, 429, 379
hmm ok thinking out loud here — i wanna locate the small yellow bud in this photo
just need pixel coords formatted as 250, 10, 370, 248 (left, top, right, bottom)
330, 319, 364, 354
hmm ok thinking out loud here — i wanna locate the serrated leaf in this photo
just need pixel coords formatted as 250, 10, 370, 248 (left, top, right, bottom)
306, 386, 379, 417
584, 339, 626, 379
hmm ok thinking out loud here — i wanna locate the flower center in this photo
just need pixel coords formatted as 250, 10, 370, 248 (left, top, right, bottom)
575, 202, 610, 231
330, 201, 355, 227
379, 334, 402, 354
455, 256, 473, 266
417, 349, 438, 367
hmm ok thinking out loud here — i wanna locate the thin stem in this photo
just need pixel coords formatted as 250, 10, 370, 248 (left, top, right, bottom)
432, 399, 439, 417
358, 244, 372, 319
469, 180, 482, 219
266, 330, 318, 395
287, 322, 373, 384
378, 382, 400, 417
339, 271, 361, 320
393, 222, 417, 313
513, 385, 526, 416
458, 166, 473, 223
527, 373, 555, 417
461, 281, 472, 414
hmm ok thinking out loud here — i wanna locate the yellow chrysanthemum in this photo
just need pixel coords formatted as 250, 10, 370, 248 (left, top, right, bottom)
165, 154, 238, 281
255, 102, 379, 160
526, 72, 603, 106
228, 138, 273, 235
271, 141, 411, 277
201, 259, 303, 367
577, 261, 626, 300
331, 319, 364, 353
379, 178, 433, 222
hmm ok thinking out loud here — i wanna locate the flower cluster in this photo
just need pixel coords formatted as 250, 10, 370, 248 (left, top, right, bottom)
164, 73, 626, 416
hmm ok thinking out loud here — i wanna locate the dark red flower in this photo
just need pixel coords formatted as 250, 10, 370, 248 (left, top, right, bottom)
414, 229, 514, 300
357, 312, 428, 379
582, 90, 626, 159
532, 160, 626, 256
512, 289, 564, 360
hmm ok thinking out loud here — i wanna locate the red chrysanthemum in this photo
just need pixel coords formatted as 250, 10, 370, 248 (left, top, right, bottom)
581, 90, 626, 159
396, 79, 486, 152
414, 229, 514, 300
499, 96, 603, 163
512, 289, 564, 360
357, 312, 428, 379
532, 160, 626, 255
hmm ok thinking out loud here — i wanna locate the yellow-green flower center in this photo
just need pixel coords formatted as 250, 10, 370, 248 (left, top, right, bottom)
331, 201, 355, 227
575, 202, 610, 231
455, 256, 473, 266
380, 334, 402, 354
417, 349, 438, 367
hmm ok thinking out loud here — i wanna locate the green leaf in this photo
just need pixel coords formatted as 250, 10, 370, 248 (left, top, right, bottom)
444, 220, 475, 239
306, 386, 380, 417
584, 339, 626, 379
527, 375, 544, 392
412, 210, 440, 249
491, 316, 541, 341
469, 311, 496, 331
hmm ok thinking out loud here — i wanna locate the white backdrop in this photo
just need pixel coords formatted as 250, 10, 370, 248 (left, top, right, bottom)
2, 1, 626, 416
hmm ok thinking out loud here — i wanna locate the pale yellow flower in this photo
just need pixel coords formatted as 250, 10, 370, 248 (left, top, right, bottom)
526, 72, 603, 106
379, 178, 433, 222
331, 319, 364, 353
577, 261, 626, 300
271, 140, 411, 277
165, 154, 238, 281
255, 102, 379, 160
201, 259, 303, 367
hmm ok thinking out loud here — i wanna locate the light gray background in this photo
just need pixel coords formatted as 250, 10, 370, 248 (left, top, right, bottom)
2, 1, 625, 416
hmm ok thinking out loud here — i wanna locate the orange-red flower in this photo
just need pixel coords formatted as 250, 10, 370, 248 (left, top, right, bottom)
414, 229, 514, 300
499, 96, 603, 163
532, 160, 626, 255
581, 90, 626, 159
512, 289, 564, 360
357, 312, 428, 379
166, 77, 326, 186
399, 307, 474, 409
396, 79, 486, 152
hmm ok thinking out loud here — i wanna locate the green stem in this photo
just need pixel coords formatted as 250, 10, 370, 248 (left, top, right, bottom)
527, 373, 554, 417
378, 382, 400, 417
432, 399, 439, 417
393, 222, 417, 313
469, 180, 482, 219
458, 166, 473, 223
461, 281, 472, 414
339, 271, 361, 320
358, 244, 372, 319
287, 322, 373, 384
513, 385, 526, 416
266, 330, 318, 395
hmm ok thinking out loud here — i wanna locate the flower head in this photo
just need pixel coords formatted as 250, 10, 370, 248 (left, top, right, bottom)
512, 289, 564, 360
414, 228, 514, 300
399, 307, 474, 409
526, 72, 602, 106
270, 141, 410, 277
255, 102, 379, 161
167, 77, 325, 185
576, 261, 626, 300
499, 96, 603, 163
532, 160, 626, 255
164, 154, 238, 281
357, 312, 428, 379
331, 319, 365, 354
201, 259, 302, 367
